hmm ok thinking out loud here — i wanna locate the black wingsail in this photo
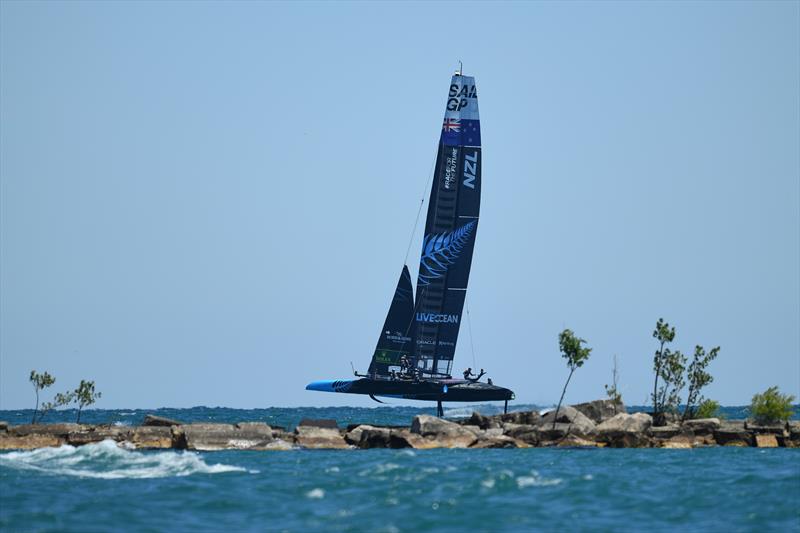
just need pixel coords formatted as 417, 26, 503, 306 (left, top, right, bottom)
367, 265, 416, 377
306, 71, 514, 405
413, 74, 482, 378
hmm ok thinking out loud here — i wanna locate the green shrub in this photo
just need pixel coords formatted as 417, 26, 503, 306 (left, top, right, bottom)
694, 399, 722, 419
749, 386, 795, 424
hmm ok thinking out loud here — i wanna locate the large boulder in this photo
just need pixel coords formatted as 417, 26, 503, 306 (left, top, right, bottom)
572, 399, 626, 424
784, 422, 800, 448
67, 426, 132, 446
0, 433, 64, 450
682, 418, 721, 435
596, 413, 653, 448
183, 423, 273, 451
351, 427, 424, 449
744, 421, 786, 436
538, 406, 597, 437
410, 415, 477, 448
496, 411, 540, 426
143, 415, 182, 427
10, 423, 83, 438
465, 412, 500, 430
502, 423, 540, 445
470, 434, 528, 448
650, 425, 684, 440
298, 418, 338, 429
131, 426, 174, 449
755, 434, 779, 448
294, 426, 349, 449
713, 421, 753, 447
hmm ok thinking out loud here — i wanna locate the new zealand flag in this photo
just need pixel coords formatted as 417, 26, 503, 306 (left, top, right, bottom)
441, 118, 481, 147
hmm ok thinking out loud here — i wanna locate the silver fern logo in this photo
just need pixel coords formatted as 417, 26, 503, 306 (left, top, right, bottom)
418, 220, 477, 285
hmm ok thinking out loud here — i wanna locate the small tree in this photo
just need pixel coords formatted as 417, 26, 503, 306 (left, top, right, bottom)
695, 399, 722, 419
38, 391, 76, 423
681, 345, 720, 421
29, 370, 56, 424
750, 386, 795, 425
604, 355, 623, 411
656, 349, 686, 417
74, 380, 101, 424
553, 329, 592, 429
651, 318, 676, 416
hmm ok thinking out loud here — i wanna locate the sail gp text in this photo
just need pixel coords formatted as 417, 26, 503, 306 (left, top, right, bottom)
447, 83, 477, 111
416, 313, 459, 324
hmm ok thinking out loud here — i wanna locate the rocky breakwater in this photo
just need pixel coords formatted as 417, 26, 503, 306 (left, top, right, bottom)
1, 401, 798, 451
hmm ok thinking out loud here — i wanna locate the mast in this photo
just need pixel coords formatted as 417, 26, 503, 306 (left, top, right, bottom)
412, 72, 482, 378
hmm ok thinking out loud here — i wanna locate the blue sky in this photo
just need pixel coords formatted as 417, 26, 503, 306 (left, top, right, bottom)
1, 1, 798, 409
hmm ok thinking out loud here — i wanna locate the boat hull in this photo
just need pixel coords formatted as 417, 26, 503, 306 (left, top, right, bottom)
306, 378, 514, 402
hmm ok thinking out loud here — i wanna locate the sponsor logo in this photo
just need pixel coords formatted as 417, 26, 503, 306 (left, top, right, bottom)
447, 84, 477, 111
418, 220, 477, 285
463, 151, 478, 189
416, 313, 459, 324
443, 147, 458, 189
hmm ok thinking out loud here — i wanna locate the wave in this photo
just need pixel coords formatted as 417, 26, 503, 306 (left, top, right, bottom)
0, 439, 248, 479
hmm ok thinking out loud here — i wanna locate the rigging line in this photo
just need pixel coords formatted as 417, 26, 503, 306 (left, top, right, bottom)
403, 145, 438, 266
466, 296, 477, 370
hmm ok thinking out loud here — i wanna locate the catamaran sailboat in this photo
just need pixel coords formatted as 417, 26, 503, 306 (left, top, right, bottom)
306, 70, 515, 416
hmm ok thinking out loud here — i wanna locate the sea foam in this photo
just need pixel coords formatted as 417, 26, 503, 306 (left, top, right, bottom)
0, 439, 247, 479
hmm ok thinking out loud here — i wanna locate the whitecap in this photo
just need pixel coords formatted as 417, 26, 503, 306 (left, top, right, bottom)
443, 407, 473, 418
481, 478, 495, 489
0, 439, 247, 479
306, 488, 325, 499
582, 474, 594, 480
516, 470, 562, 488
325, 466, 340, 473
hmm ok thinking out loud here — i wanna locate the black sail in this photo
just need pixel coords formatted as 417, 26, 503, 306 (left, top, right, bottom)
413, 74, 482, 378
367, 265, 416, 377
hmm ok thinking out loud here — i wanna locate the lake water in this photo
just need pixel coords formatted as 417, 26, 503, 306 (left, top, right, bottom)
1, 406, 798, 532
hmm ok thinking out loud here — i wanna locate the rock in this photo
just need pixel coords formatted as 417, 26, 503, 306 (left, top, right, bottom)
67, 426, 132, 446
345, 424, 373, 445
572, 399, 626, 424
496, 411, 540, 426
556, 435, 601, 447
410, 415, 477, 448
10, 423, 83, 437
682, 418, 721, 435
262, 439, 294, 451
661, 441, 692, 449
744, 421, 786, 436
755, 434, 778, 448
465, 412, 499, 430
787, 422, 800, 448
143, 415, 182, 427
294, 426, 349, 449
131, 426, 173, 449
538, 406, 597, 437
358, 428, 418, 449
714, 422, 753, 447
596, 413, 653, 448
298, 418, 338, 429
183, 423, 273, 451
0, 434, 63, 449
597, 413, 652, 433
355, 426, 392, 448
0, 421, 8, 432
470, 435, 528, 448
502, 423, 539, 445
650, 425, 684, 440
